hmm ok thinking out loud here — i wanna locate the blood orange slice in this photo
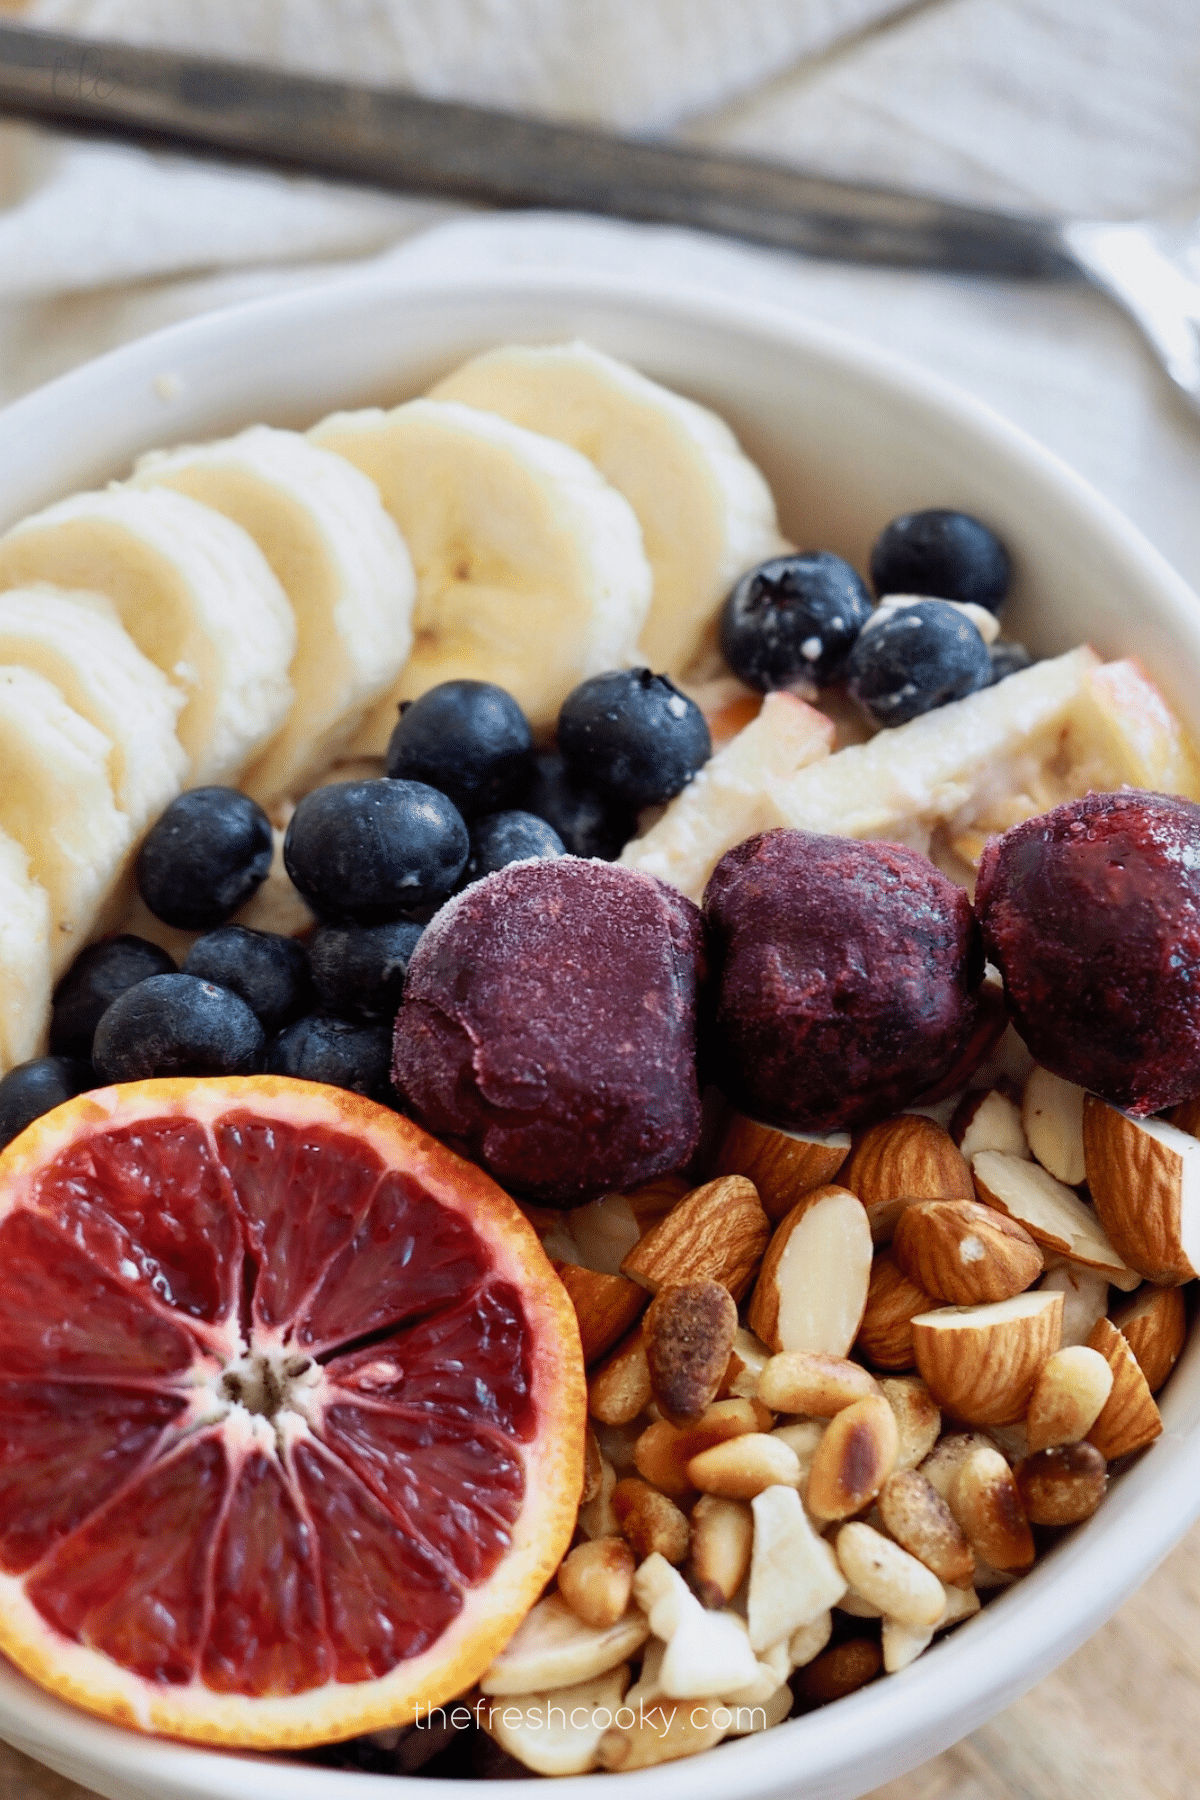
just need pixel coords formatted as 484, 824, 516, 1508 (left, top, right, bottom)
0, 1075, 585, 1748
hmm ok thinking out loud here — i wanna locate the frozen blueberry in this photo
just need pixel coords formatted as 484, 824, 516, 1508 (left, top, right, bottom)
986, 640, 1034, 686
183, 925, 311, 1034
283, 779, 468, 925
50, 934, 176, 1058
520, 751, 636, 860
136, 787, 274, 931
558, 669, 711, 809
463, 811, 565, 885
845, 598, 991, 727
0, 1056, 96, 1149
92, 974, 265, 1081
870, 509, 1011, 612
720, 552, 873, 690
267, 1013, 393, 1103
308, 920, 424, 1023
385, 680, 534, 818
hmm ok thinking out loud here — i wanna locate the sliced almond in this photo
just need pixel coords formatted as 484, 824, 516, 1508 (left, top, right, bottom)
877, 1469, 974, 1588
554, 1262, 648, 1364
1038, 1258, 1111, 1348
972, 1150, 1133, 1281
558, 1537, 636, 1630
1014, 1442, 1108, 1526
747, 1185, 872, 1355
588, 1325, 652, 1425
715, 1111, 850, 1222
950, 1086, 1031, 1163
621, 1175, 770, 1300
644, 1279, 738, 1426
880, 1376, 942, 1471
747, 1484, 847, 1651
480, 1592, 649, 1695
842, 1116, 973, 1243
950, 1445, 1034, 1572
855, 1252, 934, 1371
1083, 1097, 1200, 1285
804, 1394, 898, 1521
893, 1199, 1042, 1306
835, 1521, 945, 1628
1086, 1316, 1164, 1460
688, 1494, 753, 1609
757, 1350, 879, 1417
1022, 1067, 1086, 1185
1113, 1284, 1188, 1394
612, 1478, 691, 1566
1026, 1345, 1113, 1451
911, 1290, 1063, 1425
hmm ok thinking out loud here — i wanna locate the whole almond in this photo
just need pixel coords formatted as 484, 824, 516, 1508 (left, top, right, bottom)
912, 1290, 1063, 1425
757, 1350, 879, 1416
855, 1253, 933, 1370
805, 1394, 899, 1521
620, 1175, 770, 1300
877, 1469, 975, 1588
951, 1445, 1035, 1571
747, 1185, 872, 1355
1014, 1443, 1108, 1525
553, 1261, 648, 1364
1086, 1316, 1164, 1460
715, 1111, 850, 1221
644, 1279, 738, 1426
687, 1494, 754, 1608
1026, 1345, 1114, 1451
588, 1325, 652, 1426
797, 1638, 882, 1704
611, 1478, 690, 1565
893, 1199, 1042, 1306
841, 1116, 973, 1242
1113, 1284, 1187, 1394
557, 1536, 636, 1629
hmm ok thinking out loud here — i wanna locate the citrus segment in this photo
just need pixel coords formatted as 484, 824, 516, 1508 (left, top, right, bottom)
0, 1076, 586, 1747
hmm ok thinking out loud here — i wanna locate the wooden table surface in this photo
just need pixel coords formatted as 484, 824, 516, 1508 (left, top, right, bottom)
2, 1516, 1196, 1800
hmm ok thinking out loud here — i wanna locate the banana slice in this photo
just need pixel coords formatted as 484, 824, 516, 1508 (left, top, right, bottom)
0, 828, 52, 1076
430, 341, 789, 680
0, 486, 296, 784
0, 666, 133, 977
0, 585, 186, 832
133, 426, 415, 807
310, 398, 651, 739
620, 691, 836, 901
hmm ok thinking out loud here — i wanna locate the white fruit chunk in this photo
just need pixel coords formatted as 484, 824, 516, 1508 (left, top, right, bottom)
770, 647, 1097, 859
311, 398, 652, 735
747, 1484, 846, 1651
0, 587, 186, 833
0, 486, 295, 783
478, 1664, 630, 1777
479, 1593, 648, 1696
972, 1150, 1133, 1281
1061, 656, 1200, 800
429, 340, 789, 678
0, 666, 133, 977
620, 691, 834, 901
134, 426, 415, 805
0, 828, 52, 1074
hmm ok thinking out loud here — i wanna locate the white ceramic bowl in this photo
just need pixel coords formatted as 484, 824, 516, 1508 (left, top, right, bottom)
1, 269, 1199, 1800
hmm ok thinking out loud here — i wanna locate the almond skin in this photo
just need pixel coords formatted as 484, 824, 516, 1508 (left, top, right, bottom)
715, 1111, 850, 1221
644, 1279, 738, 1426
893, 1199, 1042, 1306
1113, 1284, 1187, 1394
855, 1253, 933, 1370
553, 1261, 648, 1364
841, 1116, 973, 1243
1086, 1316, 1163, 1460
620, 1175, 770, 1300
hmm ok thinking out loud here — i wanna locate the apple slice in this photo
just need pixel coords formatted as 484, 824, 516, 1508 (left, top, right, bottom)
971, 1149, 1135, 1285
911, 1290, 1063, 1425
1082, 1096, 1200, 1285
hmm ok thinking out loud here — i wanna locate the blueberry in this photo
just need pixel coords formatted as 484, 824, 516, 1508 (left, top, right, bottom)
557, 670, 711, 809
0, 1056, 97, 1149
308, 921, 424, 1023
463, 811, 565, 885
136, 788, 273, 931
283, 779, 468, 925
92, 973, 265, 1081
987, 641, 1034, 686
720, 552, 873, 690
870, 509, 1011, 613
520, 751, 637, 860
267, 1014, 393, 1104
50, 934, 176, 1058
845, 599, 991, 727
385, 680, 534, 818
183, 925, 311, 1034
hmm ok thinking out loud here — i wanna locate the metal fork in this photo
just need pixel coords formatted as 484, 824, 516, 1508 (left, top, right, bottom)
1, 22, 1199, 419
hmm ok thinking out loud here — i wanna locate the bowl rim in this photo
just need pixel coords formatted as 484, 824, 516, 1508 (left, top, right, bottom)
1, 260, 1199, 1800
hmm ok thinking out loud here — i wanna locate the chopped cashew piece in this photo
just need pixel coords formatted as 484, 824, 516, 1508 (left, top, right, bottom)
881, 1617, 934, 1673
478, 1664, 631, 1776
747, 1484, 848, 1651
633, 1553, 762, 1699
788, 1611, 834, 1668
480, 1592, 649, 1695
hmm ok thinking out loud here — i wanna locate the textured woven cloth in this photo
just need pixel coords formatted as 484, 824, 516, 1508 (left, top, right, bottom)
0, 0, 1199, 591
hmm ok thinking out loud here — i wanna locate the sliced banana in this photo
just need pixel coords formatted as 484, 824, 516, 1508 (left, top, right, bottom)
311, 398, 651, 739
0, 666, 133, 977
0, 486, 296, 784
133, 426, 415, 807
0, 827, 52, 1075
430, 341, 789, 680
621, 690, 836, 901
0, 585, 186, 832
